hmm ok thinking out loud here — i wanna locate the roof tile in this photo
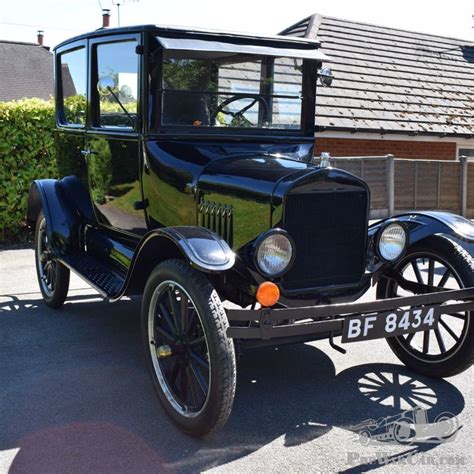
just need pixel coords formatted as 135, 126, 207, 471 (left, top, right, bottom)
0, 40, 53, 101
281, 15, 474, 137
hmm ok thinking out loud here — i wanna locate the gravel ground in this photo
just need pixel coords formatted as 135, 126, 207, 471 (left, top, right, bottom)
0, 248, 472, 473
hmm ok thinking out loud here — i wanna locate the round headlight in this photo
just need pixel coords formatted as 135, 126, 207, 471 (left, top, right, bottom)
255, 231, 294, 276
378, 223, 407, 261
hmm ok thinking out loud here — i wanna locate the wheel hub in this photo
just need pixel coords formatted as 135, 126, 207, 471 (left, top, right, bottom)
174, 340, 187, 354
156, 344, 173, 359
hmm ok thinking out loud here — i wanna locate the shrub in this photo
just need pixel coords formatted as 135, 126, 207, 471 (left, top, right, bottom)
0, 96, 137, 243
0, 99, 57, 243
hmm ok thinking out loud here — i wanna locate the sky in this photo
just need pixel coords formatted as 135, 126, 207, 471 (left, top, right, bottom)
0, 0, 473, 49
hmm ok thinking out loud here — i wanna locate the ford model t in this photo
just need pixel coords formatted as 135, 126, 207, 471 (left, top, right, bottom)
27, 25, 473, 436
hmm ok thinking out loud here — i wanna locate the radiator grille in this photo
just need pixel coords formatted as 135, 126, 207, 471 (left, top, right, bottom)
282, 190, 368, 290
198, 199, 234, 246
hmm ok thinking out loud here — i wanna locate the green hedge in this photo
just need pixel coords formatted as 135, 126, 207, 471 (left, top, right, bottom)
0, 97, 135, 243
0, 99, 57, 243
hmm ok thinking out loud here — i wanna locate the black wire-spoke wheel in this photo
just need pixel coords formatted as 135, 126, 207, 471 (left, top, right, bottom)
149, 280, 211, 416
377, 235, 473, 377
388, 254, 467, 358
142, 259, 236, 436
34, 211, 70, 308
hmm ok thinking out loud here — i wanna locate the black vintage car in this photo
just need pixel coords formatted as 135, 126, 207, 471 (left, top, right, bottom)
27, 24, 473, 436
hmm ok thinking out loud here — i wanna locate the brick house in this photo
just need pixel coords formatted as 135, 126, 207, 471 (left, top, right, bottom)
0, 39, 53, 101
281, 14, 474, 160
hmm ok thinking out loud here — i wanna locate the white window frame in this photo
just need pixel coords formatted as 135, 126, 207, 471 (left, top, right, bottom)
456, 144, 474, 161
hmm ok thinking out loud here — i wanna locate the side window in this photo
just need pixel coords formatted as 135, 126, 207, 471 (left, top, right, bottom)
59, 47, 87, 125
96, 41, 138, 129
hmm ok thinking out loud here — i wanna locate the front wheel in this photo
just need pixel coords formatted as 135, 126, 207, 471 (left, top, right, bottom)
377, 235, 473, 378
141, 259, 236, 436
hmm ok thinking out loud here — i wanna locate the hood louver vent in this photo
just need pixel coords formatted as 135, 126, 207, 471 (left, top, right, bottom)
198, 199, 234, 247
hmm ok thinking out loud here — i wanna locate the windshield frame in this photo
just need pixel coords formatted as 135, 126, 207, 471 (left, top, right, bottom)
148, 46, 319, 138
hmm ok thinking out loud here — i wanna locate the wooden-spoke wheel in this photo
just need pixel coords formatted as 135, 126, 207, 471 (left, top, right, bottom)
148, 280, 211, 417
378, 236, 473, 377
142, 259, 236, 436
387, 254, 467, 358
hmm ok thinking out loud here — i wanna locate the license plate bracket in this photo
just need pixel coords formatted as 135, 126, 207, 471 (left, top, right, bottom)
342, 305, 440, 343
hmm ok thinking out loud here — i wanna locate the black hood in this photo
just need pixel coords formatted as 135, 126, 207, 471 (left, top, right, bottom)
198, 153, 312, 204
196, 150, 369, 250
196, 152, 315, 249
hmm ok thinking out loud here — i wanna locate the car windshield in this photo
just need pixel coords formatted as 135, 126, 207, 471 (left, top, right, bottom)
159, 50, 303, 130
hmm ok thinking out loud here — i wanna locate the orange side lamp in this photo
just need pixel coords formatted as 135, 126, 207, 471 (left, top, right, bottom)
256, 281, 280, 307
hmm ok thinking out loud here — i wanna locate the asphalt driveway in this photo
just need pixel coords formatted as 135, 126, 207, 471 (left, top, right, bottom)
0, 248, 472, 473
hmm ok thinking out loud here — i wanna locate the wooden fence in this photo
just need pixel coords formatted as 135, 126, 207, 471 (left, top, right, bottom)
331, 155, 474, 219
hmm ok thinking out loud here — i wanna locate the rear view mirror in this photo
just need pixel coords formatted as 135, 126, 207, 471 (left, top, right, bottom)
97, 76, 117, 96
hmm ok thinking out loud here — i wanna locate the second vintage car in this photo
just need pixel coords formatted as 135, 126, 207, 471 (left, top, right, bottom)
27, 24, 474, 436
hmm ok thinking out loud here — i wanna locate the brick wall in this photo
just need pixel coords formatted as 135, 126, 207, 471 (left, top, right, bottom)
315, 137, 457, 161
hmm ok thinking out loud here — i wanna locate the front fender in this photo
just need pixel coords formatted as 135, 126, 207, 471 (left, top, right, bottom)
154, 226, 235, 272
369, 211, 474, 249
120, 226, 235, 299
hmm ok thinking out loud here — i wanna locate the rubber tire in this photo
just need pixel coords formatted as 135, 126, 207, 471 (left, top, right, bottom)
34, 211, 70, 309
141, 259, 237, 436
377, 235, 473, 378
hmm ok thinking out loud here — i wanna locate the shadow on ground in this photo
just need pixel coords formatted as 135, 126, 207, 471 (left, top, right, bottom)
0, 294, 465, 473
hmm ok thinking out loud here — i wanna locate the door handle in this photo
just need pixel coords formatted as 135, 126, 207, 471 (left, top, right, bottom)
143, 154, 150, 175
80, 148, 98, 158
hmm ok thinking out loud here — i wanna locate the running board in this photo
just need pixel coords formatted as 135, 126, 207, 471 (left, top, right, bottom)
61, 253, 126, 298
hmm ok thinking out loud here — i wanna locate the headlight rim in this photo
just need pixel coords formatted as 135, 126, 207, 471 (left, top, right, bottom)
376, 221, 409, 263
253, 228, 295, 277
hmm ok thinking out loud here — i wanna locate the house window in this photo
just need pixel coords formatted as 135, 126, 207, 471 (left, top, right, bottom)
458, 147, 474, 160
95, 40, 138, 129
59, 47, 87, 125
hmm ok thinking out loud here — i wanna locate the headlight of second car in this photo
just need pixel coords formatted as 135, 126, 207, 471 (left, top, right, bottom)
255, 230, 294, 277
377, 223, 408, 262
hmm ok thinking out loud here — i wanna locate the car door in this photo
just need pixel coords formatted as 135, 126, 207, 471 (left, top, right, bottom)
55, 40, 89, 205
85, 34, 147, 236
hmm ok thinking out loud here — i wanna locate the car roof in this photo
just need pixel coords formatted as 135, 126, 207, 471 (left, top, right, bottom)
54, 24, 322, 52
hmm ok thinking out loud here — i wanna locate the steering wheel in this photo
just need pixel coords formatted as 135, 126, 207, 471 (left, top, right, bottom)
210, 94, 269, 127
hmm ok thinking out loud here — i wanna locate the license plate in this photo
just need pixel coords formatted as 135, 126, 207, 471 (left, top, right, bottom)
342, 306, 440, 343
